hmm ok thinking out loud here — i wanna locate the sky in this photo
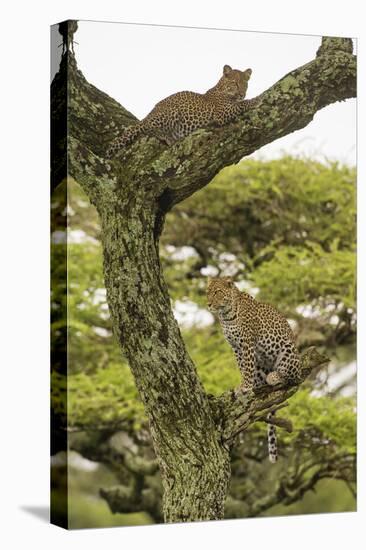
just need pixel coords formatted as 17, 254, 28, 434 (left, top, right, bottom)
53, 20, 356, 166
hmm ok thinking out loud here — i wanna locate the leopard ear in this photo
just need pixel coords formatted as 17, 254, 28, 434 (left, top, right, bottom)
223, 65, 232, 76
224, 276, 235, 285
244, 68, 252, 78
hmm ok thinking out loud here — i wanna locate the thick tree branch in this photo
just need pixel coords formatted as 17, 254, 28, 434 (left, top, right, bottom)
257, 413, 293, 433
226, 447, 355, 519
148, 37, 356, 208
249, 455, 355, 517
210, 347, 329, 444
51, 51, 135, 193
59, 37, 356, 214
69, 428, 162, 520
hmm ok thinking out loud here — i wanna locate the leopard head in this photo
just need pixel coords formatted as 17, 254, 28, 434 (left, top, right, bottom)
206, 276, 237, 315
219, 65, 252, 101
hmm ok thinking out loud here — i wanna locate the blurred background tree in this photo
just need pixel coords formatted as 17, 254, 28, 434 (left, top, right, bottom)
51, 156, 356, 528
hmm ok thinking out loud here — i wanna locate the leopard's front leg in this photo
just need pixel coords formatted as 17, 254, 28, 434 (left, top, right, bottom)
222, 96, 262, 123
234, 338, 255, 392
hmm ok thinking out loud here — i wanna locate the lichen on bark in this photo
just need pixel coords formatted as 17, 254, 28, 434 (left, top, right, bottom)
51, 25, 356, 523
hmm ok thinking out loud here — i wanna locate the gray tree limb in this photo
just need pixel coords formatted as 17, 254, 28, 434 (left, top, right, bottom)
64, 37, 356, 212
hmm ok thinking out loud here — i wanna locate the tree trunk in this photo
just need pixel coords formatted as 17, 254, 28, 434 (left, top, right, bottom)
51, 22, 356, 523
97, 190, 231, 521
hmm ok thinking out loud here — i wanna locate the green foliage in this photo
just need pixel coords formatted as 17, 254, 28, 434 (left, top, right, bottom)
184, 328, 240, 394
285, 389, 356, 454
162, 156, 356, 344
67, 242, 120, 375
252, 241, 356, 313
67, 362, 145, 429
164, 156, 355, 263
163, 156, 355, 259
243, 388, 356, 457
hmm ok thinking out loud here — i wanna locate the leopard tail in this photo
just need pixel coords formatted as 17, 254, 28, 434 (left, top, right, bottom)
106, 122, 144, 158
267, 410, 278, 463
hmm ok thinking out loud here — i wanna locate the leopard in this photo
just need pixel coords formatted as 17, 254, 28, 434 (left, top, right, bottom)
106, 65, 259, 158
206, 276, 301, 463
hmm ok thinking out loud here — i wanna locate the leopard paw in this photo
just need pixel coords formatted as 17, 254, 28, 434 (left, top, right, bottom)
235, 383, 252, 396
266, 371, 283, 386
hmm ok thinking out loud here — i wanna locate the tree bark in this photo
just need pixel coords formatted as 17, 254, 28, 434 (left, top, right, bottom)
96, 197, 232, 521
52, 25, 356, 523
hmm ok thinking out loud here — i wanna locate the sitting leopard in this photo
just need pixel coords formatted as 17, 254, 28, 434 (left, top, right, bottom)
106, 65, 259, 157
206, 276, 301, 463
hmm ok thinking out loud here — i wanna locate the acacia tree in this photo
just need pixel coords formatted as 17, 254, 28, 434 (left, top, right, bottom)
51, 23, 356, 523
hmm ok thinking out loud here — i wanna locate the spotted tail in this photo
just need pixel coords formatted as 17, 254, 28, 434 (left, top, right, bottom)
106, 122, 144, 158
267, 411, 278, 463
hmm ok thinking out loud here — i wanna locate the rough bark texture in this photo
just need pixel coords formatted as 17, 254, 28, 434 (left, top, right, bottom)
51, 25, 356, 523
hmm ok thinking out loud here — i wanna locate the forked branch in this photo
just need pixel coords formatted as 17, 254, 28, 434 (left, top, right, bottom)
210, 347, 329, 444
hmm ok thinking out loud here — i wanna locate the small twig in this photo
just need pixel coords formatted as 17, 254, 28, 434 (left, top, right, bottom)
226, 403, 290, 442
258, 415, 293, 433
252, 401, 289, 418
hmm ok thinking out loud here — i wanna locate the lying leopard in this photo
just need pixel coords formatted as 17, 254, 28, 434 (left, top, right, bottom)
207, 276, 301, 463
106, 65, 259, 157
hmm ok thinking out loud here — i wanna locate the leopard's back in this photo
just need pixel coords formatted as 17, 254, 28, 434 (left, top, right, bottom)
144, 91, 217, 141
